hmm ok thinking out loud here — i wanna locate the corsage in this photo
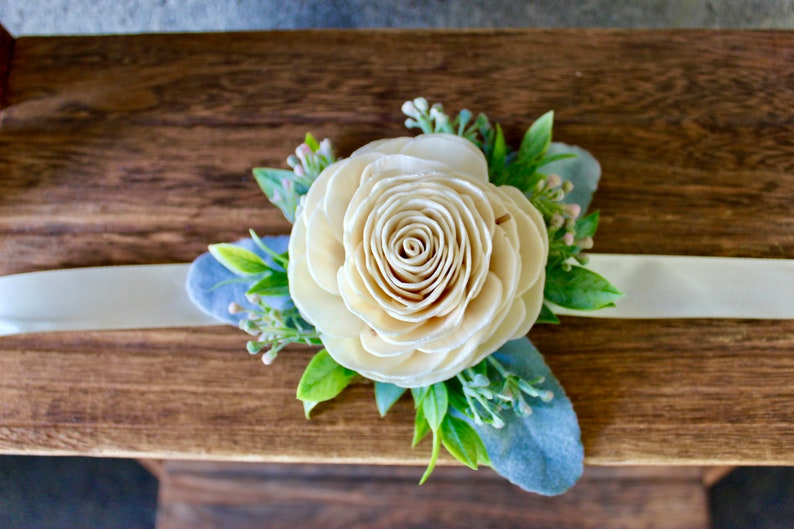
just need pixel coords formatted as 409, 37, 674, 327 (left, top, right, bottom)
188, 98, 621, 495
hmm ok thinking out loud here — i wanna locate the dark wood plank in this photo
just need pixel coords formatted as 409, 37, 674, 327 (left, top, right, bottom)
156, 462, 710, 529
0, 30, 792, 465
0, 24, 13, 109
2, 31, 792, 275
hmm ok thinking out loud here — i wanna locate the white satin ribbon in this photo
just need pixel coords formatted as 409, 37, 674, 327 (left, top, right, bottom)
552, 254, 794, 319
0, 255, 792, 336
0, 264, 218, 336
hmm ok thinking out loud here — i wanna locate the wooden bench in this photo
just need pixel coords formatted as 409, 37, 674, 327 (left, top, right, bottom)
1, 26, 791, 527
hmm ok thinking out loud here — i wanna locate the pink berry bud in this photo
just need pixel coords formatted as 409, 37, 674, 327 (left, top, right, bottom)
566, 203, 581, 219
261, 350, 277, 365
577, 237, 594, 250
562, 233, 575, 246
295, 143, 312, 161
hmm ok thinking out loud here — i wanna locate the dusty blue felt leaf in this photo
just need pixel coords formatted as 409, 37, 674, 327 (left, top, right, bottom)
375, 382, 407, 417
186, 235, 292, 325
464, 337, 583, 496
544, 142, 601, 214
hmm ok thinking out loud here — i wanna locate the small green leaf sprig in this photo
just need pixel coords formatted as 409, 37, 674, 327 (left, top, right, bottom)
251, 133, 336, 223
209, 135, 337, 364
209, 231, 321, 365
401, 98, 489, 144
210, 99, 620, 484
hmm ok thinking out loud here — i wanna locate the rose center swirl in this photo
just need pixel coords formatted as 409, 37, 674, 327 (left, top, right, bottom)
361, 180, 486, 317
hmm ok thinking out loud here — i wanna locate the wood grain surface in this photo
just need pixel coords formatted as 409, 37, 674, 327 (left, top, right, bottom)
0, 30, 792, 465
156, 462, 709, 529
0, 24, 13, 109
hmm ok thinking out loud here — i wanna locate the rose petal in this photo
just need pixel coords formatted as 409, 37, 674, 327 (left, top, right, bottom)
360, 154, 451, 186
508, 201, 545, 294
338, 265, 424, 337
489, 226, 520, 301
306, 209, 345, 295
501, 184, 549, 255
289, 254, 366, 337
322, 334, 416, 377
469, 298, 526, 368
417, 272, 503, 354
322, 153, 381, 243
399, 134, 488, 181
288, 208, 309, 261
351, 137, 412, 157
512, 270, 546, 339
359, 328, 417, 357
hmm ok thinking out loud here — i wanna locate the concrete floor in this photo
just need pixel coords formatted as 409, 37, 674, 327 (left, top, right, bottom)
1, 0, 794, 36
1, 1, 793, 528
0, 456, 157, 529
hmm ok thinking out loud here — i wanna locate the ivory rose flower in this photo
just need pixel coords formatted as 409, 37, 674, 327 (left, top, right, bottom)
288, 133, 548, 387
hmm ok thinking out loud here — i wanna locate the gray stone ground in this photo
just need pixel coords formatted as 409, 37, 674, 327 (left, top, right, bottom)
1, 0, 794, 35
1, 1, 793, 528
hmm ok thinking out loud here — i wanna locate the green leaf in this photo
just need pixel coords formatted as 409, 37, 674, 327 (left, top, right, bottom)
247, 283, 290, 297
304, 132, 320, 151
296, 349, 357, 403
503, 160, 544, 194
208, 243, 271, 276
488, 123, 507, 184
519, 110, 554, 164
411, 386, 430, 409
419, 431, 442, 485
207, 276, 251, 291
375, 382, 407, 417
536, 152, 576, 168
246, 270, 289, 296
303, 400, 319, 419
545, 265, 623, 310
249, 229, 289, 270
440, 415, 482, 470
536, 303, 561, 324
467, 360, 488, 378
575, 211, 600, 239
412, 405, 430, 448
446, 384, 471, 416
422, 383, 449, 432
474, 433, 492, 467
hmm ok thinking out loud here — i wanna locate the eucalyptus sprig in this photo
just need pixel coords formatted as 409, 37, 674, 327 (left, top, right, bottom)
402, 97, 490, 145
366, 351, 556, 484
209, 230, 321, 365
